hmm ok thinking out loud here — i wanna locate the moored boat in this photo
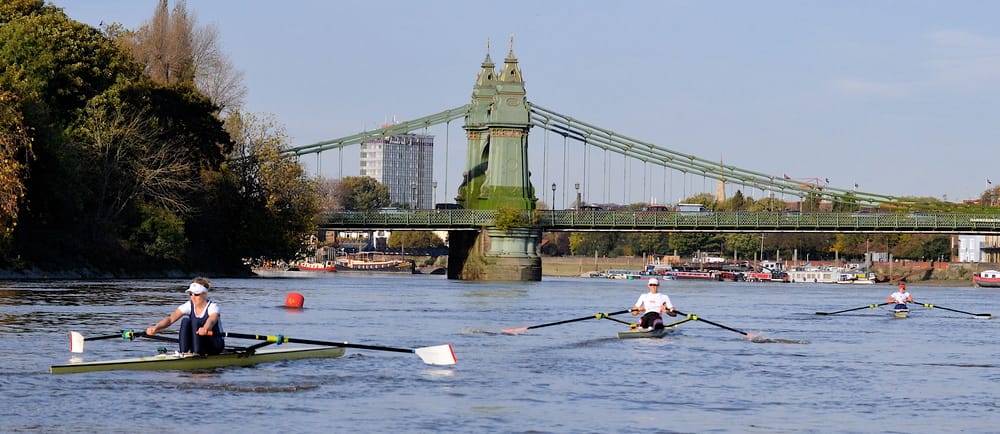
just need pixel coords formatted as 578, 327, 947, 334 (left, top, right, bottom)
617, 326, 676, 339
50, 346, 347, 374
663, 270, 716, 280
973, 270, 1000, 288
296, 261, 338, 272
334, 252, 415, 273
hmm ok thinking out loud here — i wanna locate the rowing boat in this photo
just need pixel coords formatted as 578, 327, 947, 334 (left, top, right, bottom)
892, 307, 910, 319
617, 326, 676, 339
50, 346, 346, 374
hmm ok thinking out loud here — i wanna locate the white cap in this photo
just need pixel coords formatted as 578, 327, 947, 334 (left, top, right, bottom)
647, 278, 659, 286
186, 282, 208, 295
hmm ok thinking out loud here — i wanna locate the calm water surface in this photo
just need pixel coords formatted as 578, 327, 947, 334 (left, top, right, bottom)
1, 275, 997, 433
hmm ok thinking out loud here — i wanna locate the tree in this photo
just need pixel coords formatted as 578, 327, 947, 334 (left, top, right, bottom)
723, 233, 760, 260
334, 176, 390, 211
569, 232, 617, 257
0, 91, 33, 254
70, 88, 196, 231
668, 232, 719, 257
221, 111, 320, 262
388, 231, 445, 250
121, 0, 246, 114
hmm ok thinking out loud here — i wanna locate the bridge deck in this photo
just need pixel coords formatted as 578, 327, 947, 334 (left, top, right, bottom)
321, 210, 1000, 234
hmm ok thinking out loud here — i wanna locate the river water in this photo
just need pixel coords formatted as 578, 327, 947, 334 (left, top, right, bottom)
1, 274, 997, 433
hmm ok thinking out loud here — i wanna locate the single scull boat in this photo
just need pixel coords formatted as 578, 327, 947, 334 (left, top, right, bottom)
50, 346, 346, 374
617, 326, 677, 339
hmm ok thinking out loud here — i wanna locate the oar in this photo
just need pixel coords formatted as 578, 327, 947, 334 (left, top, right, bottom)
911, 301, 993, 318
212, 332, 457, 366
69, 330, 180, 353
69, 329, 147, 353
502, 309, 631, 334
672, 310, 755, 339
815, 302, 890, 315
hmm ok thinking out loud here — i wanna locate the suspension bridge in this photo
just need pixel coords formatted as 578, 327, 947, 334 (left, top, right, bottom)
282, 46, 1000, 281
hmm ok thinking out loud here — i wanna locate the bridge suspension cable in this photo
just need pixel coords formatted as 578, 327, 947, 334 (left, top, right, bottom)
285, 104, 471, 156
528, 102, 914, 209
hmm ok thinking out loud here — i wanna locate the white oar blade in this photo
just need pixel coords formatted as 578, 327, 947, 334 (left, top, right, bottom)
69, 331, 85, 353
414, 344, 457, 366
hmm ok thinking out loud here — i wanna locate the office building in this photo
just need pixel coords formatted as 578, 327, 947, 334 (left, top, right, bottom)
360, 133, 434, 209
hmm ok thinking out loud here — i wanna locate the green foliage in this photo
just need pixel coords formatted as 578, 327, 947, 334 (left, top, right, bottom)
130, 203, 186, 260
668, 232, 718, 256
388, 231, 445, 249
0, 0, 44, 23
0, 91, 32, 255
569, 232, 617, 257
723, 233, 761, 260
335, 176, 389, 210
494, 206, 526, 233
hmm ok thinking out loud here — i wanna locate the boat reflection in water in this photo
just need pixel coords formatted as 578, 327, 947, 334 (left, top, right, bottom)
335, 252, 416, 273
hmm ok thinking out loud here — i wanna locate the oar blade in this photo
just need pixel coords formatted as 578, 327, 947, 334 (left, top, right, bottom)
69, 331, 85, 353
414, 344, 457, 365
501, 326, 528, 335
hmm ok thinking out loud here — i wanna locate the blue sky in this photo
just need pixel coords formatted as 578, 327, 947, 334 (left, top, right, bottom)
54, 1, 999, 207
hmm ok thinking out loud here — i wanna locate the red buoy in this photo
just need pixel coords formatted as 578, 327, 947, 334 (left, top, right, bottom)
284, 292, 304, 308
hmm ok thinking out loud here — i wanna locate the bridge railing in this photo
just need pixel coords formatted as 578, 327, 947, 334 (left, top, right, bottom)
320, 210, 1000, 234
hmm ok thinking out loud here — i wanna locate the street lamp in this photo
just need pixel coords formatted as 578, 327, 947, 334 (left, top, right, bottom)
410, 181, 417, 209
432, 180, 438, 205
551, 183, 557, 220
574, 182, 581, 210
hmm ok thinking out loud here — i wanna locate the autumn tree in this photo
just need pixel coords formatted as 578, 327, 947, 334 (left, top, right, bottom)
211, 111, 318, 263
0, 91, 32, 256
121, 0, 246, 114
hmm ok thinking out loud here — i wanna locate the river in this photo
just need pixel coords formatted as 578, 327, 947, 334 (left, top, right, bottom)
2, 275, 997, 433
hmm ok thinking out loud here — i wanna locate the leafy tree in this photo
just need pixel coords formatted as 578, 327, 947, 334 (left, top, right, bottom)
0, 0, 44, 23
682, 192, 717, 209
335, 176, 390, 210
723, 233, 761, 260
667, 232, 717, 257
569, 232, 617, 257
718, 189, 746, 211
220, 111, 320, 263
129, 203, 186, 260
0, 91, 32, 255
749, 196, 785, 212
69, 88, 196, 233
388, 231, 445, 249
627, 232, 671, 256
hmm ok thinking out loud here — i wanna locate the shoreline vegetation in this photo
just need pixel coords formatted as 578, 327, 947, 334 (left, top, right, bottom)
1, 256, 990, 286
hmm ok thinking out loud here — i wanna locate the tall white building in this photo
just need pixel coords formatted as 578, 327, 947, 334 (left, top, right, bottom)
360, 133, 434, 209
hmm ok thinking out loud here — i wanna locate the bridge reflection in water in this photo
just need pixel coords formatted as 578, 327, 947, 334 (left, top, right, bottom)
321, 210, 1000, 234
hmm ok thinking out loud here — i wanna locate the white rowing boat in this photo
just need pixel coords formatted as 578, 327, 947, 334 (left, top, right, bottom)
617, 326, 677, 339
50, 346, 346, 374
892, 308, 910, 319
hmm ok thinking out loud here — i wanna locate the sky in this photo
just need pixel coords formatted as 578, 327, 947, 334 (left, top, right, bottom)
53, 0, 1000, 208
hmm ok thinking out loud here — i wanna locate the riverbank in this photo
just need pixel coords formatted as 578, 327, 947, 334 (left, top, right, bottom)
538, 256, 987, 286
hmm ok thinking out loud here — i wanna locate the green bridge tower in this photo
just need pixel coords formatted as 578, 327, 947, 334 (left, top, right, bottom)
450, 43, 542, 281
